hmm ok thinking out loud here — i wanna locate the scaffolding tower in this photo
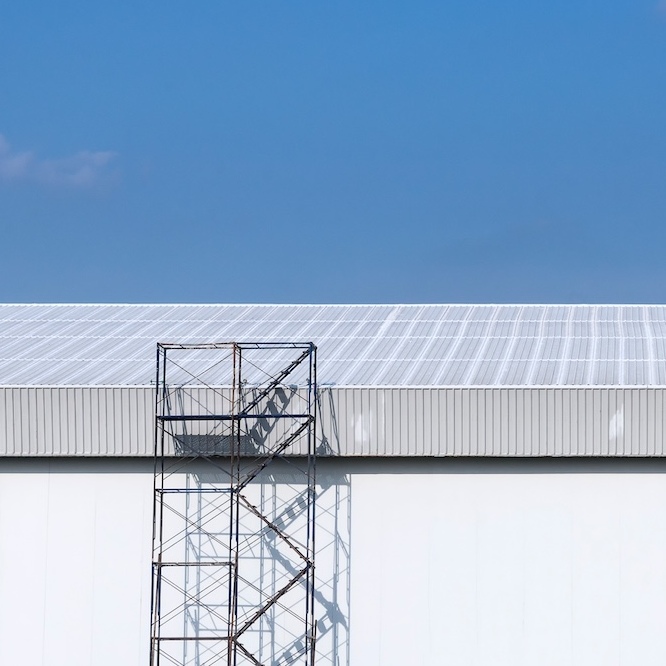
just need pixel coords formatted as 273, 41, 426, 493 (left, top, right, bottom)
150, 342, 317, 666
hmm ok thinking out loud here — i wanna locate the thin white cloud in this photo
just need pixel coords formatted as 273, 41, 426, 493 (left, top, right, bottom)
0, 134, 117, 188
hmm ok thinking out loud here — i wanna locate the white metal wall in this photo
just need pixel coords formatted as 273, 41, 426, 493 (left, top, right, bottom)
0, 461, 152, 666
351, 460, 666, 665
0, 458, 351, 666
2, 459, 666, 666
1, 386, 665, 456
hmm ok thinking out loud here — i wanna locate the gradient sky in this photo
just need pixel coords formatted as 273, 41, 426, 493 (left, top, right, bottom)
1, 1, 666, 303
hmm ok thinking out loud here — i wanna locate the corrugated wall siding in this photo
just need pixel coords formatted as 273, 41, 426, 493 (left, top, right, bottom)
322, 387, 665, 456
0, 387, 154, 456
1, 386, 665, 457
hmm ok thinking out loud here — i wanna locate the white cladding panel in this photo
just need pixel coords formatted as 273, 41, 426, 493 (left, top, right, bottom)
0, 459, 351, 666
0, 465, 153, 666
350, 462, 666, 665
1, 386, 665, 457
2, 459, 666, 665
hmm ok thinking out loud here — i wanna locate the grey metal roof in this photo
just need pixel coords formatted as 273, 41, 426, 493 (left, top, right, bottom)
2, 303, 666, 386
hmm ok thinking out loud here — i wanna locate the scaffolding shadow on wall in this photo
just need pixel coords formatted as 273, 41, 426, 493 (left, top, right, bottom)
149, 342, 318, 666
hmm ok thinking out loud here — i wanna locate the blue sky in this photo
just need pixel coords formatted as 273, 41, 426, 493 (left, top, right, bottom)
1, 1, 665, 303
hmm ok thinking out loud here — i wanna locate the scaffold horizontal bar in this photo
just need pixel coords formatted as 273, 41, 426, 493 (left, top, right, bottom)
157, 414, 313, 422
154, 561, 234, 567
157, 341, 314, 350
156, 488, 233, 494
153, 636, 231, 642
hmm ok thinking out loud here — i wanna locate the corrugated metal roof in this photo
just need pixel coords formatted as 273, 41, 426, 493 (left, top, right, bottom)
2, 303, 666, 386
